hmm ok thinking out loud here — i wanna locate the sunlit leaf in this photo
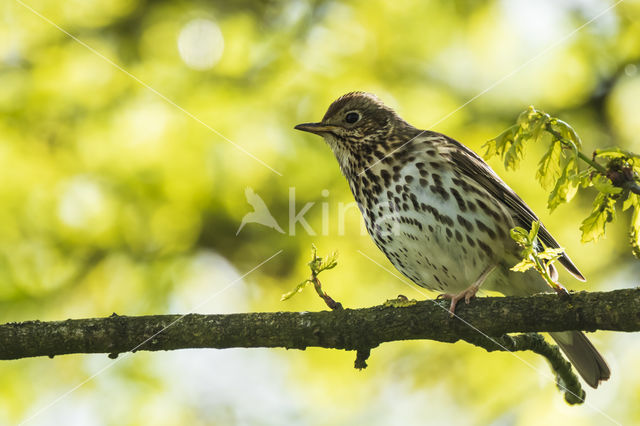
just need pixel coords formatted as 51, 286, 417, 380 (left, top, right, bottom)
537, 140, 563, 189
574, 169, 593, 188
485, 126, 517, 161
280, 279, 311, 301
547, 159, 579, 211
594, 147, 632, 159
580, 193, 617, 243
283, 247, 338, 301
530, 112, 548, 143
592, 174, 623, 195
510, 226, 531, 247
622, 192, 638, 211
516, 106, 537, 127
556, 120, 582, 150
310, 251, 338, 274
504, 129, 526, 170
630, 204, 640, 259
528, 220, 540, 242
537, 247, 565, 261
511, 258, 535, 272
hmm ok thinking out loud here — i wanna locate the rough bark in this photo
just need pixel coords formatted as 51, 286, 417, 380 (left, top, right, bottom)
1, 289, 637, 359
1, 288, 638, 404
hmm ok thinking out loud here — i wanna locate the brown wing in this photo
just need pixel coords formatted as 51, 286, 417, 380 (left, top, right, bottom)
432, 132, 585, 281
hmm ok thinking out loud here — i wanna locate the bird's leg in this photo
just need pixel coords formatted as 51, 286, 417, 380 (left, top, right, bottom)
437, 264, 496, 316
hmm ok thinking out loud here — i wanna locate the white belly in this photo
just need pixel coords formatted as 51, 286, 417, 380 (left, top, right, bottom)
357, 161, 513, 294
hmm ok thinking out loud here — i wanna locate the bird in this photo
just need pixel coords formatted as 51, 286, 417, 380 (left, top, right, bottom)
294, 91, 610, 389
236, 187, 284, 235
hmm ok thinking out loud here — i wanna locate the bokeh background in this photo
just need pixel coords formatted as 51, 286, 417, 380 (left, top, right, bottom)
2, 0, 640, 424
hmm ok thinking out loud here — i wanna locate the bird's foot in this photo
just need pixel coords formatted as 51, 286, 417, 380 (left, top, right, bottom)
437, 284, 480, 317
383, 294, 418, 308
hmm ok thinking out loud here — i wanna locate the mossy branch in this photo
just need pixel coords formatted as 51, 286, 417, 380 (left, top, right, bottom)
1, 289, 639, 404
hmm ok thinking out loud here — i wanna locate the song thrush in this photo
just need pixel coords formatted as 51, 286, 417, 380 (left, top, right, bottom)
295, 92, 610, 388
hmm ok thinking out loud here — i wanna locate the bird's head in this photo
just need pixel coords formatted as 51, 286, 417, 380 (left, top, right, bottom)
295, 92, 414, 173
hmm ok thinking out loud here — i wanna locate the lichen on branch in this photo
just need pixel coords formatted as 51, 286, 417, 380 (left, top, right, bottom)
1, 289, 639, 405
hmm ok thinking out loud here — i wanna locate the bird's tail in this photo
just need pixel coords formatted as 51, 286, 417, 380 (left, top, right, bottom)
549, 331, 610, 389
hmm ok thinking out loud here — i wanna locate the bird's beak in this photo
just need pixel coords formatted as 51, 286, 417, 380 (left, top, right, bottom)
294, 122, 336, 135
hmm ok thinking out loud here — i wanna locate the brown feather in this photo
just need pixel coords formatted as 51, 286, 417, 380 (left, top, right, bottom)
436, 132, 586, 281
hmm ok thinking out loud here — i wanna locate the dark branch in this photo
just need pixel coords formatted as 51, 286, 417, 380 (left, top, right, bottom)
3, 288, 638, 358
624, 180, 640, 196
1, 289, 638, 403
2, 288, 638, 358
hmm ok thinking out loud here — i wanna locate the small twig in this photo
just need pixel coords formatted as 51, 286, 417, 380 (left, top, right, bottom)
354, 348, 371, 370
623, 181, 640, 196
510, 222, 567, 294
281, 245, 342, 310
545, 124, 607, 173
546, 123, 640, 196
307, 245, 342, 310
579, 151, 607, 173
311, 275, 342, 310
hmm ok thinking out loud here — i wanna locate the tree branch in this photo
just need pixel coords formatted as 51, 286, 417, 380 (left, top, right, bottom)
2, 289, 638, 403
2, 288, 638, 358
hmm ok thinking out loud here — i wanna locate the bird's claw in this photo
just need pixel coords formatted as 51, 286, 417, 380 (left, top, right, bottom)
437, 285, 480, 317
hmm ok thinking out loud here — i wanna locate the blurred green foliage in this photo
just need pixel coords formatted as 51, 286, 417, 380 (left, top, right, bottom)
2, 0, 640, 425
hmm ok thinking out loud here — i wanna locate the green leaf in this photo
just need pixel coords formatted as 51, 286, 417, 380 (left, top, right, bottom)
537, 247, 565, 261
530, 113, 548, 143
630, 203, 640, 259
312, 251, 338, 274
503, 129, 526, 170
516, 106, 538, 127
510, 226, 531, 247
528, 220, 540, 242
489, 107, 640, 257
547, 158, 579, 211
509, 221, 564, 291
280, 279, 311, 301
622, 192, 638, 212
511, 258, 535, 272
580, 193, 617, 243
282, 246, 339, 301
536, 140, 564, 189
623, 193, 640, 258
556, 120, 582, 150
484, 126, 516, 160
592, 174, 623, 195
574, 169, 592, 188
594, 147, 632, 160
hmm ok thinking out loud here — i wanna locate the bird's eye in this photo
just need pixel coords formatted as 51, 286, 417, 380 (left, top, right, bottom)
345, 111, 360, 124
